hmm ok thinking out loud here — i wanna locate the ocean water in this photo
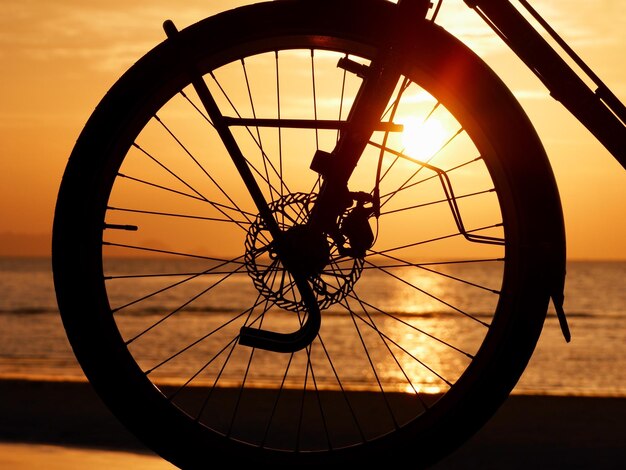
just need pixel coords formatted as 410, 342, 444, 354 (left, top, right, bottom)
0, 257, 624, 397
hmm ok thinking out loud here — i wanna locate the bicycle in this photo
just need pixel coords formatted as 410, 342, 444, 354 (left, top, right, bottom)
51, 0, 625, 467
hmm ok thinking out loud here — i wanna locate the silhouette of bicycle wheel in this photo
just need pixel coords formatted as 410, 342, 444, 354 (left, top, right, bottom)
52, 1, 564, 467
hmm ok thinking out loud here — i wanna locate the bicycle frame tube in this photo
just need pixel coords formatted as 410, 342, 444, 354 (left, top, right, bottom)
464, 0, 626, 168
307, 0, 432, 231
164, 19, 323, 353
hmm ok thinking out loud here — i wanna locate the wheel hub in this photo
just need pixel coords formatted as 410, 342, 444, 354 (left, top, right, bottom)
244, 192, 364, 312
275, 225, 330, 278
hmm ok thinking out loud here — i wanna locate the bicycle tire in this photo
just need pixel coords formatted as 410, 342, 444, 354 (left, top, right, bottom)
52, 0, 565, 467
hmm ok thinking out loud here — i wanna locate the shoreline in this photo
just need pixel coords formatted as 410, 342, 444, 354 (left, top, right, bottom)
1, 378, 625, 468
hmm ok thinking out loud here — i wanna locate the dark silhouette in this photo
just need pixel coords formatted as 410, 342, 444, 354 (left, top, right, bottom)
51, 0, 625, 468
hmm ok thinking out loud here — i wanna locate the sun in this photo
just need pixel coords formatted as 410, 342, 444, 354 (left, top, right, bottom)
399, 116, 448, 160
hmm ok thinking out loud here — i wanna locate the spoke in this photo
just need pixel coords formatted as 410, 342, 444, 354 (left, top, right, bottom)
345, 293, 444, 401
378, 99, 439, 189
363, 259, 490, 327
368, 223, 504, 256
193, 296, 270, 423
193, 337, 240, 422
241, 58, 277, 203
208, 71, 291, 198
180, 89, 214, 128
367, 251, 501, 294
181, 85, 286, 205
312, 334, 368, 442
149, 295, 265, 378
155, 114, 255, 220
359, 257, 504, 269
262, 258, 284, 293
311, 49, 320, 150
126, 263, 249, 345
104, 266, 262, 281
117, 171, 204, 203
299, 344, 334, 451
131, 142, 252, 233
276, 206, 304, 229
168, 336, 239, 404
370, 126, 464, 211
260, 352, 296, 447
380, 188, 496, 217
275, 50, 285, 209
239, 270, 292, 329
337, 55, 348, 143
103, 242, 250, 264
319, 257, 349, 291
226, 338, 258, 438
378, 154, 484, 203
382, 157, 507, 244
106, 249, 247, 311
347, 295, 454, 389
307, 360, 333, 449
107, 205, 254, 226
130, 142, 208, 201
380, 77, 413, 124
374, 77, 412, 212
344, 289, 474, 359
342, 296, 400, 428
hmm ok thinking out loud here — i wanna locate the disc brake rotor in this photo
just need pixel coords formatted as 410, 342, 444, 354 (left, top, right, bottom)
244, 192, 364, 312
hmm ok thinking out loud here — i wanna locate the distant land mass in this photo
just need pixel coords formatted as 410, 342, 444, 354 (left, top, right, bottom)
0, 232, 174, 258
0, 231, 622, 261
0, 232, 51, 257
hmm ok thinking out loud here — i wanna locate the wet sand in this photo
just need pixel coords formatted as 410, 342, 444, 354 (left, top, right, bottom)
0, 442, 174, 470
0, 378, 624, 469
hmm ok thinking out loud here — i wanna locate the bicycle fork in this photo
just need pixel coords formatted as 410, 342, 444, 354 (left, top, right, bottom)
164, 0, 433, 353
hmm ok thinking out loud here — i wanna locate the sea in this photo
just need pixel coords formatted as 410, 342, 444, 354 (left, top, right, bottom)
0, 257, 624, 397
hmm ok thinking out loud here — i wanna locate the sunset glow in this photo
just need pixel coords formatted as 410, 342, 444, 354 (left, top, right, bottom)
0, 0, 624, 259
0, 3, 624, 466
400, 116, 449, 160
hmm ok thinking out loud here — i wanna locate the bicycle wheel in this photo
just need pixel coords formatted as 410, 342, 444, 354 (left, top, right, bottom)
52, 0, 565, 467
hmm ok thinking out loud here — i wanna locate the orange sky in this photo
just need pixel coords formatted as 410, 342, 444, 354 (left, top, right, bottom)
0, 0, 624, 259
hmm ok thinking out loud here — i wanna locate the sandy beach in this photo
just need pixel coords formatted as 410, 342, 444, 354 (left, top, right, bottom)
0, 378, 624, 469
